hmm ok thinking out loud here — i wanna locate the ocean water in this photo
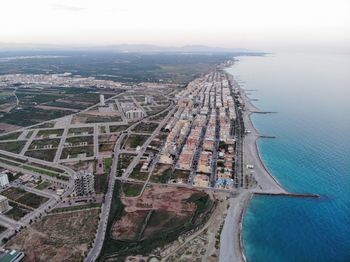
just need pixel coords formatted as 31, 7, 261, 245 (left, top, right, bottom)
226, 52, 350, 262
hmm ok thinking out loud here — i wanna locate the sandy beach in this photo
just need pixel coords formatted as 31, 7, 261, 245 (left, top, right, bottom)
220, 76, 287, 262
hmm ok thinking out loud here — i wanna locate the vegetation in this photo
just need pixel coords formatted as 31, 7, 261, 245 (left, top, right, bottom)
122, 182, 143, 197
60, 145, 94, 159
132, 122, 159, 133
0, 132, 22, 141
109, 125, 129, 133
124, 134, 149, 149
36, 129, 63, 138
0, 141, 26, 153
68, 127, 94, 135
4, 203, 30, 221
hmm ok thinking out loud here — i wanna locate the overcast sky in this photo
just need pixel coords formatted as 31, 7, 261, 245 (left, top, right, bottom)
0, 0, 349, 52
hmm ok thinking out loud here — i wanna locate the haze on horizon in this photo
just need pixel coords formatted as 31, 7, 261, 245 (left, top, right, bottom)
1, 0, 349, 52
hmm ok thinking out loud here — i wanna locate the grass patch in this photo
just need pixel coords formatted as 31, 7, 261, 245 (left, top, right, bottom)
68, 127, 94, 136
25, 149, 58, 162
122, 182, 143, 197
124, 134, 149, 149
52, 203, 101, 213
132, 122, 158, 133
109, 125, 129, 133
28, 138, 60, 150
60, 145, 94, 159
4, 203, 30, 221
0, 141, 26, 153
36, 129, 63, 138
35, 181, 51, 190
0, 132, 21, 141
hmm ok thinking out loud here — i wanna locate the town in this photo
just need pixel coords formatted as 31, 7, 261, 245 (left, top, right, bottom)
0, 65, 257, 261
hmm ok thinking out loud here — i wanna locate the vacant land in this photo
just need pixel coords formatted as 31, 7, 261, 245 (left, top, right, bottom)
36, 129, 63, 138
123, 134, 149, 149
28, 138, 61, 150
109, 125, 129, 133
132, 122, 159, 133
25, 149, 58, 162
117, 154, 135, 177
60, 145, 94, 159
4, 202, 31, 221
0, 141, 26, 153
1, 187, 49, 209
101, 184, 213, 260
150, 164, 173, 183
5, 208, 100, 262
65, 135, 93, 146
0, 131, 22, 141
68, 127, 94, 136
122, 182, 143, 197
129, 163, 149, 181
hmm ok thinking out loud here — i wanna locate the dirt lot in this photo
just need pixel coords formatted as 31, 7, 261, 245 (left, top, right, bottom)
111, 185, 210, 242
5, 208, 100, 262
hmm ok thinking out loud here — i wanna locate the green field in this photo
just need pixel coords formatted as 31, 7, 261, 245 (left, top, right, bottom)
0, 141, 26, 153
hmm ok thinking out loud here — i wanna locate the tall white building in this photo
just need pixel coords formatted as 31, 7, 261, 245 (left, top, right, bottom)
0, 172, 9, 187
144, 95, 154, 104
74, 171, 95, 196
99, 94, 105, 106
125, 108, 146, 121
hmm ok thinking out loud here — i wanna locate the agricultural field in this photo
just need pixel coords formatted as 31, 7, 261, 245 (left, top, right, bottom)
5, 208, 100, 262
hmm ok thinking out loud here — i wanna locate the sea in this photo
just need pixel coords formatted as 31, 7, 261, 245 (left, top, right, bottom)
226, 52, 350, 262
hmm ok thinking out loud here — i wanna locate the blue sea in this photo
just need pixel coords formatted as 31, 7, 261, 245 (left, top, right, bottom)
226, 52, 350, 262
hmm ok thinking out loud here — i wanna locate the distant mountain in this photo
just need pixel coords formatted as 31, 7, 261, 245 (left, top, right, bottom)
0, 43, 262, 54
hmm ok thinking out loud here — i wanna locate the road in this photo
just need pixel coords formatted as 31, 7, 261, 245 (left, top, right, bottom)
122, 105, 177, 179
85, 133, 125, 262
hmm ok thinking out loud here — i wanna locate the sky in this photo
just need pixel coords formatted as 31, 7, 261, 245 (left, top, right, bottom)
0, 0, 349, 52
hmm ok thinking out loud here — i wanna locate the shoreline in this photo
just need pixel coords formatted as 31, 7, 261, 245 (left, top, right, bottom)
220, 68, 287, 262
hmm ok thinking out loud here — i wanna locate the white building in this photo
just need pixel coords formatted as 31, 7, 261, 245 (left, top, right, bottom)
125, 109, 145, 121
0, 172, 9, 187
0, 195, 10, 213
74, 171, 95, 196
144, 95, 154, 104
99, 94, 105, 106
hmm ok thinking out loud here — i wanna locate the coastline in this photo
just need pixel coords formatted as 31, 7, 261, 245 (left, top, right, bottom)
220, 68, 287, 262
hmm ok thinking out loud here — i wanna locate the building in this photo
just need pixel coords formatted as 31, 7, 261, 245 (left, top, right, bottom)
0, 249, 24, 262
0, 195, 10, 213
99, 94, 105, 106
125, 108, 145, 121
74, 171, 95, 196
0, 173, 9, 187
144, 95, 154, 104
